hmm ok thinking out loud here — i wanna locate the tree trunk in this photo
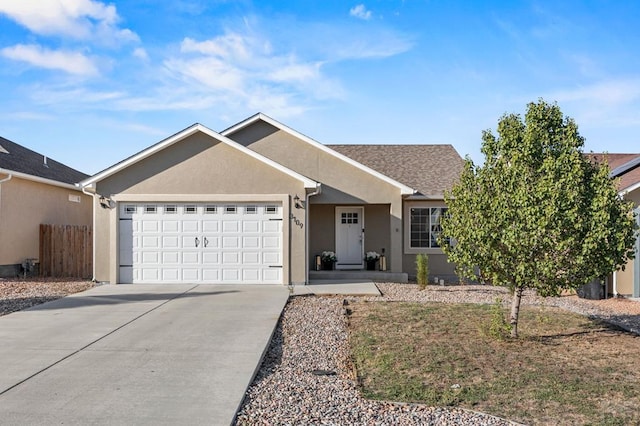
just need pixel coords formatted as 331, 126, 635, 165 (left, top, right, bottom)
510, 287, 524, 338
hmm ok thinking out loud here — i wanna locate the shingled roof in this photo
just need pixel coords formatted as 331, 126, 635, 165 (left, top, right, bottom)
327, 144, 465, 197
586, 153, 640, 192
0, 136, 88, 185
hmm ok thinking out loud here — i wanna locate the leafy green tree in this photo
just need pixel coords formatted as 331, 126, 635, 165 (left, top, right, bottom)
440, 100, 637, 338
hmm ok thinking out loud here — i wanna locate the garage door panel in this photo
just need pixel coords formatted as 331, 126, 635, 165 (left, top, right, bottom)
222, 221, 239, 232
262, 252, 280, 264
162, 269, 180, 281
242, 236, 260, 248
142, 268, 160, 281
242, 221, 260, 232
262, 236, 280, 249
242, 252, 260, 264
142, 252, 160, 264
162, 236, 179, 248
182, 269, 200, 281
222, 252, 239, 264
263, 268, 281, 282
142, 220, 160, 232
222, 236, 239, 248
242, 269, 260, 281
202, 220, 220, 232
223, 269, 240, 281
162, 220, 180, 232
182, 252, 200, 264
162, 252, 180, 264
142, 236, 160, 248
182, 220, 200, 233
120, 202, 282, 284
263, 221, 281, 232
202, 269, 220, 281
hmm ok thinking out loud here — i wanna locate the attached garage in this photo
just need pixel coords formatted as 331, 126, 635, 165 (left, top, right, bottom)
119, 202, 283, 284
79, 123, 318, 285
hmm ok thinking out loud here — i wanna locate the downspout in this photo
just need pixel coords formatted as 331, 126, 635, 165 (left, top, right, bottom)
0, 174, 13, 243
80, 185, 97, 282
304, 183, 322, 285
612, 270, 618, 297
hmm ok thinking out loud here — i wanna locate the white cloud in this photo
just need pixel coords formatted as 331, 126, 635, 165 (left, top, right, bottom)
132, 47, 149, 61
162, 31, 345, 117
0, 0, 138, 43
350, 4, 372, 20
549, 79, 640, 106
1, 44, 98, 76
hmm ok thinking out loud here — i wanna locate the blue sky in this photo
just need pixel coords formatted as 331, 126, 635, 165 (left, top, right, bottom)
0, 1, 639, 175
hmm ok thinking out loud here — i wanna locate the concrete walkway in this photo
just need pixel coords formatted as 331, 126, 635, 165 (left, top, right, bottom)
294, 280, 381, 296
0, 284, 289, 425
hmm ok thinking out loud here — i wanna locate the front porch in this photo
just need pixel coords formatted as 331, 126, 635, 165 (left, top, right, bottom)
309, 269, 408, 283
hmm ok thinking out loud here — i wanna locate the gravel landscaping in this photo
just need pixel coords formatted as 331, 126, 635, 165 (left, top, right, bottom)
0, 278, 94, 316
235, 283, 640, 425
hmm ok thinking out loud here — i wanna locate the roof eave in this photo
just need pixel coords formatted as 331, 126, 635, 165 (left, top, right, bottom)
0, 167, 82, 191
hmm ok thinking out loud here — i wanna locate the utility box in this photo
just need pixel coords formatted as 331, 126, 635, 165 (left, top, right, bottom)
577, 279, 605, 300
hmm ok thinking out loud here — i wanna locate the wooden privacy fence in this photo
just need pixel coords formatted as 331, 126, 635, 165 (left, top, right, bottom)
39, 224, 92, 278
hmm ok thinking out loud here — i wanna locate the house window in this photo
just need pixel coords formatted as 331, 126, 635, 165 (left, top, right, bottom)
164, 205, 177, 214
185, 205, 197, 214
341, 212, 358, 224
144, 205, 157, 214
224, 205, 237, 214
245, 205, 257, 214
125, 205, 137, 214
265, 205, 278, 214
410, 207, 447, 248
205, 205, 217, 214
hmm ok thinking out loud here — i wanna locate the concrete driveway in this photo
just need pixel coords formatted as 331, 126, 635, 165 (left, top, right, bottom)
0, 284, 289, 425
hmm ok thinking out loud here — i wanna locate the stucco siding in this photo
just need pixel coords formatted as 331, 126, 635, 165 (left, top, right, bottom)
0, 176, 91, 267
237, 130, 405, 271
92, 132, 307, 284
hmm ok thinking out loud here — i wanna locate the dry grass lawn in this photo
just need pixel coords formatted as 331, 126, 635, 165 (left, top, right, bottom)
347, 301, 640, 425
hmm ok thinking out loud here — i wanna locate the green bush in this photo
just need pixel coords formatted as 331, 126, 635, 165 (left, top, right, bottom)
416, 253, 429, 289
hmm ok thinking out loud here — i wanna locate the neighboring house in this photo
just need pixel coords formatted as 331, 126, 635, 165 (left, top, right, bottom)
590, 153, 640, 298
0, 136, 92, 277
79, 113, 464, 285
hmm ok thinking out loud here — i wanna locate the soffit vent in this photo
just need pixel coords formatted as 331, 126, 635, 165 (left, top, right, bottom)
0, 145, 8, 154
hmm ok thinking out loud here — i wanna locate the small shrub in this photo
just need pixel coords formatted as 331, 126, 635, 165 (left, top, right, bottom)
416, 253, 429, 289
481, 298, 512, 340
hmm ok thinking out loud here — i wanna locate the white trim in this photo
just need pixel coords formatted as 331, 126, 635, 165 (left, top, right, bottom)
222, 113, 416, 195
0, 167, 82, 191
403, 201, 447, 255
79, 123, 317, 189
620, 181, 640, 196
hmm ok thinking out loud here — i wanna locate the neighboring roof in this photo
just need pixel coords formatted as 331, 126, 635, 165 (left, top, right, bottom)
80, 123, 318, 189
0, 136, 88, 187
328, 144, 465, 198
222, 113, 415, 195
587, 153, 640, 193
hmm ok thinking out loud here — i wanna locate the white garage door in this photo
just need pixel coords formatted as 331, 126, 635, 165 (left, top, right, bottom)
118, 202, 283, 284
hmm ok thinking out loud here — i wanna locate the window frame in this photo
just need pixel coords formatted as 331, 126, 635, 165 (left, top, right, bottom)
404, 203, 448, 254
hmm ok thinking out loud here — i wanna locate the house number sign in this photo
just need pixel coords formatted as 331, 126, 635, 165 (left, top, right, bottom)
290, 213, 304, 229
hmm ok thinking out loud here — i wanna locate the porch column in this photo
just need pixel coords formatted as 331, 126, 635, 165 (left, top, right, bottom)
389, 200, 403, 273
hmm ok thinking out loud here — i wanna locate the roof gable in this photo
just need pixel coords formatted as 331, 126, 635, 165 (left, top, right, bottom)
222, 113, 415, 195
80, 123, 317, 189
0, 136, 88, 186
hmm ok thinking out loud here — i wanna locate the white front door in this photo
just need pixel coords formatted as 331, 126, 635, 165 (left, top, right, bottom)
335, 206, 364, 270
